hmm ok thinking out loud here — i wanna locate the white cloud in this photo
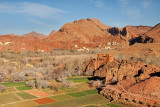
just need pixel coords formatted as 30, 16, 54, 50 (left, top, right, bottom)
89, 0, 104, 7
27, 19, 57, 29
142, 0, 151, 8
117, 0, 129, 5
94, 0, 104, 7
28, 19, 44, 25
0, 2, 64, 18
122, 8, 142, 19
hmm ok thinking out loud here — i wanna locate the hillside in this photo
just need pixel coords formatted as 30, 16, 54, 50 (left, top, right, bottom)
144, 23, 160, 42
0, 35, 52, 52
129, 23, 160, 45
46, 18, 131, 49
125, 25, 152, 36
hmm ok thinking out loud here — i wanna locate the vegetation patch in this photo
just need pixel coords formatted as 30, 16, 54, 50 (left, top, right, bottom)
50, 94, 73, 101
107, 103, 123, 107
16, 85, 32, 91
59, 87, 78, 92
67, 91, 86, 97
84, 105, 98, 107
0, 93, 21, 104
74, 82, 93, 91
81, 89, 98, 94
1, 89, 7, 93
37, 94, 109, 107
67, 77, 91, 83
1, 82, 25, 87
16, 92, 37, 99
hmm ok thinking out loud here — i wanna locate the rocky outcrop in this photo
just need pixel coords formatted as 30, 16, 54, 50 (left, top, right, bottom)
129, 36, 154, 45
107, 27, 121, 36
100, 77, 160, 107
85, 56, 160, 106
94, 59, 160, 84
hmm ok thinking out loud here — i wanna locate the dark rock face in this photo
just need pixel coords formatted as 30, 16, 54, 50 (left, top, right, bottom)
121, 27, 127, 37
107, 27, 128, 37
107, 27, 121, 36
129, 36, 154, 45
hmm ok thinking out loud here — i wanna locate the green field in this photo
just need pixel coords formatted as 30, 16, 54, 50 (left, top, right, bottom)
38, 89, 110, 107
16, 92, 37, 99
37, 94, 109, 107
0, 77, 125, 107
50, 94, 74, 101
107, 103, 123, 107
16, 85, 32, 91
59, 87, 78, 92
67, 91, 87, 97
67, 77, 91, 83
1, 82, 25, 87
85, 105, 98, 107
81, 89, 98, 94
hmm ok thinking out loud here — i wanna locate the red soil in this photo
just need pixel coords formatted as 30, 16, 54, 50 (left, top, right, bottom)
33, 97, 56, 105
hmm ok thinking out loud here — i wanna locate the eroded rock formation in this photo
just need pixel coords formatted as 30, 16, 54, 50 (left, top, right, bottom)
83, 54, 160, 106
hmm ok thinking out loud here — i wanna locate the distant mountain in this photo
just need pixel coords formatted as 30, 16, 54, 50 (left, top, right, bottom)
0, 18, 157, 52
46, 18, 153, 49
46, 18, 132, 49
0, 35, 52, 52
20, 31, 46, 39
48, 30, 56, 36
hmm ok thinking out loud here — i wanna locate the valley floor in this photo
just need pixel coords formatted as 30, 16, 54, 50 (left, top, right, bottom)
0, 76, 124, 107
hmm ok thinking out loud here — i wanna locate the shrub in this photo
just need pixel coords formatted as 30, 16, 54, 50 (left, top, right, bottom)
61, 80, 75, 87
26, 80, 36, 88
0, 85, 6, 93
11, 72, 26, 82
89, 80, 102, 88
0, 71, 8, 82
36, 80, 50, 89
27, 79, 50, 89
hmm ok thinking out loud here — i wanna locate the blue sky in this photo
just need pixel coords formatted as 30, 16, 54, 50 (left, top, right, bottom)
0, 0, 160, 35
